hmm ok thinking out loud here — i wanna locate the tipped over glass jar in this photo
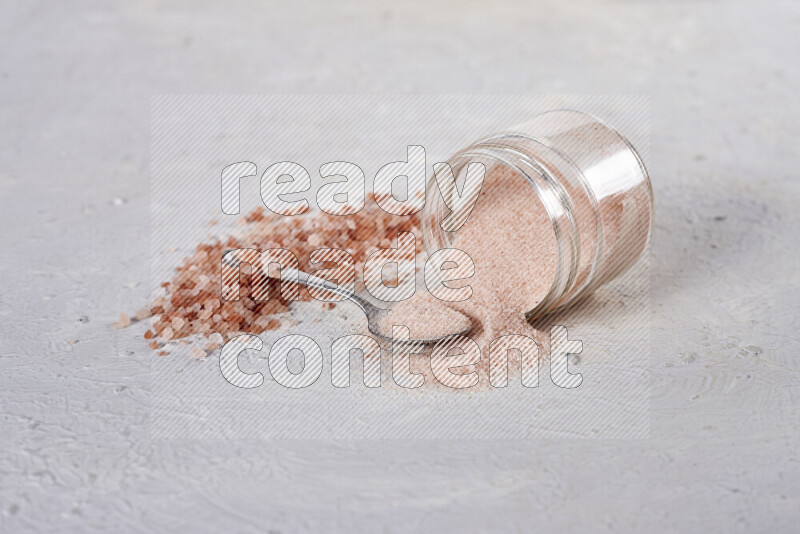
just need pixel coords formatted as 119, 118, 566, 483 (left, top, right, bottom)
422, 109, 654, 321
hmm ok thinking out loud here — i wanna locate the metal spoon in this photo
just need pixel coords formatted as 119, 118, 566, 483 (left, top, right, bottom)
222, 254, 471, 343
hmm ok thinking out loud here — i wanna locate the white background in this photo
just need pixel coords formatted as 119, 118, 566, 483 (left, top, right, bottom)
1, 1, 798, 532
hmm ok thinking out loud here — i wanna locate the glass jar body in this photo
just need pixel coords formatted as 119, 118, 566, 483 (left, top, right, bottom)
422, 110, 653, 319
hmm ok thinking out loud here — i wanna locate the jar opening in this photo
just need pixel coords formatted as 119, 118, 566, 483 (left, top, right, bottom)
423, 148, 578, 318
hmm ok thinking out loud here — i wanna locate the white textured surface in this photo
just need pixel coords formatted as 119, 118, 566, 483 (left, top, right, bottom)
1, 1, 799, 532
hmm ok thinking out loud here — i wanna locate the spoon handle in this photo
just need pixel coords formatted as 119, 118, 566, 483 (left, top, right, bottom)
283, 267, 371, 313
221, 251, 371, 313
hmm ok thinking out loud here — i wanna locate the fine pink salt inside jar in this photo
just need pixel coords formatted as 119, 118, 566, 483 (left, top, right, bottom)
422, 109, 654, 321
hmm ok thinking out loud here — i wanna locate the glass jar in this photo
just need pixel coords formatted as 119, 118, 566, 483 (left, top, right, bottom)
422, 110, 654, 319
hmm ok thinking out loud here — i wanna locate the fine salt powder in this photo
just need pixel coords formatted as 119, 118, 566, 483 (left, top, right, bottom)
380, 163, 555, 355
379, 291, 471, 340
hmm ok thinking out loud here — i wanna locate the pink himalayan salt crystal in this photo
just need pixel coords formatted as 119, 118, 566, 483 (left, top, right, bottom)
307, 233, 323, 247
207, 332, 224, 345
379, 292, 471, 340
113, 312, 131, 329
135, 308, 152, 321
189, 346, 207, 359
